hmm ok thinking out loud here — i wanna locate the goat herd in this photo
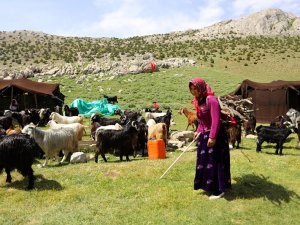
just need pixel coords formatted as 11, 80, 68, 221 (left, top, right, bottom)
0, 103, 300, 190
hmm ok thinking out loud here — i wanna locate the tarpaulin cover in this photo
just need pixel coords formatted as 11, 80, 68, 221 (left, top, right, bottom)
70, 98, 121, 117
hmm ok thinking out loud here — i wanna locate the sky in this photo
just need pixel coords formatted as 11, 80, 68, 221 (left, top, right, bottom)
1, 0, 300, 38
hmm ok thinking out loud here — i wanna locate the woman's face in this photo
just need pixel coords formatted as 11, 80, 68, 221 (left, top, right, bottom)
190, 84, 201, 98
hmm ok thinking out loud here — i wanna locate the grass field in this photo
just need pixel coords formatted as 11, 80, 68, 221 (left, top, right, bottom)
1, 64, 300, 225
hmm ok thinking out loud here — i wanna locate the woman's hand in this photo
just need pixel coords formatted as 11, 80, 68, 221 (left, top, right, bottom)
207, 138, 216, 148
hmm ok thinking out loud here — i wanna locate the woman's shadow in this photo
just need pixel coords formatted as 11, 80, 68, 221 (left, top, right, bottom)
225, 174, 300, 205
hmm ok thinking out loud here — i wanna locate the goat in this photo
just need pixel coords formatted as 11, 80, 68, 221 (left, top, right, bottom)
50, 112, 84, 124
227, 124, 242, 149
286, 108, 300, 129
144, 112, 166, 120
47, 120, 86, 141
152, 109, 172, 137
38, 108, 52, 126
0, 134, 41, 189
22, 124, 78, 167
103, 94, 118, 104
256, 125, 293, 155
91, 113, 126, 126
243, 113, 256, 135
148, 122, 168, 147
95, 121, 138, 162
64, 105, 79, 117
178, 107, 198, 131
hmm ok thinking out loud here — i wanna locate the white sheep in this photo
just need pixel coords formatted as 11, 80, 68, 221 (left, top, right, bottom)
50, 112, 84, 124
47, 120, 86, 140
22, 124, 78, 167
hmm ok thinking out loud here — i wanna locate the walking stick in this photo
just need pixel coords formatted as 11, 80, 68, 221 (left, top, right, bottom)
160, 133, 200, 179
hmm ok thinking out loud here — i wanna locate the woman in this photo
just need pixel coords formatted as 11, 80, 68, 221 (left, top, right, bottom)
189, 77, 231, 200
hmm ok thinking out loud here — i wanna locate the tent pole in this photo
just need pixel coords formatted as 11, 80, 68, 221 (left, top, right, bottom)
11, 86, 13, 101
34, 94, 38, 108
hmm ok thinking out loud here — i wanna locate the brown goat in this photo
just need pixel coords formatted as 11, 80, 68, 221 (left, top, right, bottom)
178, 108, 198, 131
148, 123, 168, 146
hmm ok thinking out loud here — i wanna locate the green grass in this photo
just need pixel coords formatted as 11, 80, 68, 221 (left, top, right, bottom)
0, 135, 299, 225
1, 63, 300, 225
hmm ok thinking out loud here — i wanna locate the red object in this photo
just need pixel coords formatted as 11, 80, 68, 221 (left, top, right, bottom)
229, 116, 237, 126
147, 139, 166, 160
150, 62, 156, 72
152, 102, 159, 109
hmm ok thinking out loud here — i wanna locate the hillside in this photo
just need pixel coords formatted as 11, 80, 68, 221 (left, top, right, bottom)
0, 8, 299, 80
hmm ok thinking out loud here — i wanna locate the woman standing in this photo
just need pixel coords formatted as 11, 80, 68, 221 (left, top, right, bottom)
189, 77, 231, 200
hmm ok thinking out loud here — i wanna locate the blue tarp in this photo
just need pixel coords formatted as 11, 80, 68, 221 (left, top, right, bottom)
69, 98, 121, 117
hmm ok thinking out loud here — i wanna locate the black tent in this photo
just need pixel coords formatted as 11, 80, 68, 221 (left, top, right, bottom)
230, 80, 300, 123
0, 78, 65, 111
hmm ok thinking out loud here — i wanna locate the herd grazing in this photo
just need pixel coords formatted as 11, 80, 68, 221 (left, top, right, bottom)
0, 95, 300, 190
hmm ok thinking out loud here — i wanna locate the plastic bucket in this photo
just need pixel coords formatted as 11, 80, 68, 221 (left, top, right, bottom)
147, 139, 166, 160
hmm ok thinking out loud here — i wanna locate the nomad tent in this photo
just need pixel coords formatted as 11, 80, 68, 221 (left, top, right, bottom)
0, 78, 64, 111
230, 80, 300, 123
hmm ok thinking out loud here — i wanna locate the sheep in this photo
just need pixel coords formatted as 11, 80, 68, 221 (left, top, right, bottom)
148, 122, 168, 147
0, 134, 41, 190
22, 124, 78, 167
47, 120, 86, 141
50, 112, 84, 124
178, 107, 198, 131
95, 121, 139, 162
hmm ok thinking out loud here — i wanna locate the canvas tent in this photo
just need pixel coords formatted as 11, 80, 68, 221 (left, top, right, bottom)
0, 78, 64, 111
230, 79, 300, 123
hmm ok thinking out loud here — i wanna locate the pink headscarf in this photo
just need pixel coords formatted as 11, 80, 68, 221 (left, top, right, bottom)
189, 77, 214, 110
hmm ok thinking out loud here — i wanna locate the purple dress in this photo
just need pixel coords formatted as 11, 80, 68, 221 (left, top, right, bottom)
193, 96, 231, 193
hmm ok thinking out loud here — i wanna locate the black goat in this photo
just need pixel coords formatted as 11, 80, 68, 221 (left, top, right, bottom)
0, 134, 42, 190
64, 105, 79, 117
256, 125, 292, 155
103, 95, 118, 104
152, 109, 172, 136
95, 121, 139, 162
91, 114, 126, 126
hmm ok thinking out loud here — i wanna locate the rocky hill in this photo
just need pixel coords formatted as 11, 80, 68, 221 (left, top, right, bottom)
0, 8, 299, 80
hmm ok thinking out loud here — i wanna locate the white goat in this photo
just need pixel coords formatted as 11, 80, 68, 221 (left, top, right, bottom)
50, 112, 84, 124
286, 108, 300, 129
47, 120, 86, 140
148, 122, 168, 146
94, 123, 123, 141
22, 124, 78, 167
144, 112, 166, 120
146, 119, 156, 128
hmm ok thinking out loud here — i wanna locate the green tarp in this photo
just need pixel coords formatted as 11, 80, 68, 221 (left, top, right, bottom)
70, 98, 121, 117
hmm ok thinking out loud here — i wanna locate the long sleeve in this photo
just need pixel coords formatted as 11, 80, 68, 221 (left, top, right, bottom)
207, 96, 221, 139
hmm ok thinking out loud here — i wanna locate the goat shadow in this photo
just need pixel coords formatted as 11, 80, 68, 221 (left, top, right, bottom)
4, 174, 63, 191
225, 173, 300, 205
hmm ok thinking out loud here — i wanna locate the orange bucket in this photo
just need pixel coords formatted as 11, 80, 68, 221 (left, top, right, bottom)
147, 139, 166, 160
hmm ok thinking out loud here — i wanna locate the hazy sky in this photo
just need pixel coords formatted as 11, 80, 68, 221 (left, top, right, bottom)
1, 0, 299, 38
